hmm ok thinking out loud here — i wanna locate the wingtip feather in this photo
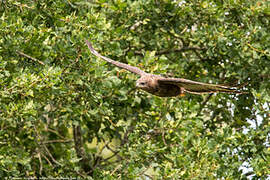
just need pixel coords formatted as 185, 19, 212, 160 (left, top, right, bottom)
85, 39, 93, 50
85, 39, 100, 56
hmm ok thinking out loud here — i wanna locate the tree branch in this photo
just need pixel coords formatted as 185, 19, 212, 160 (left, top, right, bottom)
40, 152, 53, 167
16, 50, 45, 65
33, 125, 62, 167
37, 152, 43, 175
72, 124, 93, 175
99, 137, 122, 162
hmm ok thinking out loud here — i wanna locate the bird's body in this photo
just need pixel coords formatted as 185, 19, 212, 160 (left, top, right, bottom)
136, 74, 182, 97
86, 40, 244, 97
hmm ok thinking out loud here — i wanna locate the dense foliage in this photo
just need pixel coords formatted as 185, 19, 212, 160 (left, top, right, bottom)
0, 0, 269, 179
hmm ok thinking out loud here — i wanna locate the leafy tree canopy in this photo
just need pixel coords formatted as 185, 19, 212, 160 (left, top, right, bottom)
0, 0, 269, 179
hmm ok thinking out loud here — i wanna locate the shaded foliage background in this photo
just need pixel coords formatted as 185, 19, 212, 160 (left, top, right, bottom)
0, 0, 269, 179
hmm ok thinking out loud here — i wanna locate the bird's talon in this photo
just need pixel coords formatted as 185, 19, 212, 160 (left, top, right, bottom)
179, 93, 185, 97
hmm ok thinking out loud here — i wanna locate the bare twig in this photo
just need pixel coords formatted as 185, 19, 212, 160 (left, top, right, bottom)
42, 140, 63, 166
88, 140, 111, 173
73, 170, 87, 178
247, 43, 267, 54
103, 146, 121, 162
40, 152, 53, 167
34, 126, 62, 166
16, 50, 45, 65
100, 137, 122, 162
37, 152, 43, 175
144, 174, 154, 180
110, 164, 122, 176
90, 128, 133, 173
46, 128, 66, 139
98, 141, 110, 157
138, 164, 153, 179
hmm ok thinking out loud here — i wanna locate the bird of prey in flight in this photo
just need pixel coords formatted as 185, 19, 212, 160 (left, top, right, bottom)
86, 40, 244, 97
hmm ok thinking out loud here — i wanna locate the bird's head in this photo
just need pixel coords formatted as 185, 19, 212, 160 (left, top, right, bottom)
136, 76, 157, 92
136, 78, 149, 89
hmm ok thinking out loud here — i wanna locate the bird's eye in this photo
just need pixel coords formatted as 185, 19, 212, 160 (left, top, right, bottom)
140, 82, 146, 85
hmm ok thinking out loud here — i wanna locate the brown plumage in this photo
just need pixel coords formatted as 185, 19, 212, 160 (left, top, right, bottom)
86, 40, 244, 97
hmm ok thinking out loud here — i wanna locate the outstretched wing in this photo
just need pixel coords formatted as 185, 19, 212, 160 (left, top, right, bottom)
85, 40, 146, 76
157, 77, 244, 94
